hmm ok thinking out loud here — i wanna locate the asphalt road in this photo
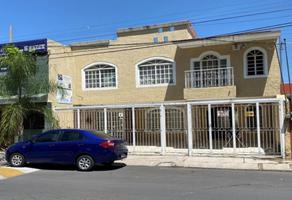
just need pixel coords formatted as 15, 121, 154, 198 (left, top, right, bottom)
0, 164, 292, 200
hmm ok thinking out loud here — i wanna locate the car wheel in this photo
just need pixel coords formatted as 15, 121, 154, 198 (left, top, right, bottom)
76, 155, 94, 171
9, 153, 25, 167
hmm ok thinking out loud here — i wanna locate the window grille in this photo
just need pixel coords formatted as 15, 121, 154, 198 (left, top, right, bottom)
246, 49, 265, 76
192, 54, 227, 70
84, 64, 116, 89
138, 59, 175, 86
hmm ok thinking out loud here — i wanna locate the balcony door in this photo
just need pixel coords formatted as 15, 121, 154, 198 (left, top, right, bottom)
190, 51, 231, 88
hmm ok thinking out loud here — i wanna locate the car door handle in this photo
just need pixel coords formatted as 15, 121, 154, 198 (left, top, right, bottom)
78, 144, 84, 146
49, 144, 55, 147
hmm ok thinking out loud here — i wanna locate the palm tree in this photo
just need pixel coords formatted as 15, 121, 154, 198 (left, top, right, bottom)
0, 46, 59, 147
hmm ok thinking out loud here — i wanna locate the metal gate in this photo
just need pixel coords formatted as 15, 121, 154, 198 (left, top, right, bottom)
54, 97, 285, 157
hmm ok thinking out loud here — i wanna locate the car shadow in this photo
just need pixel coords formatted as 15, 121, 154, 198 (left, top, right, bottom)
25, 162, 127, 171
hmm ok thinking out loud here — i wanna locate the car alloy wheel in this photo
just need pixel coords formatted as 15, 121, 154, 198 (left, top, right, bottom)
10, 153, 25, 167
77, 155, 94, 171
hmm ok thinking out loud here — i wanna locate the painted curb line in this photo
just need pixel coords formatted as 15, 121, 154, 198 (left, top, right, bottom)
0, 175, 5, 180
0, 167, 39, 180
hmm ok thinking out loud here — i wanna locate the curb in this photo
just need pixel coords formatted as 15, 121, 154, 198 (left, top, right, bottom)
122, 155, 292, 171
0, 167, 39, 180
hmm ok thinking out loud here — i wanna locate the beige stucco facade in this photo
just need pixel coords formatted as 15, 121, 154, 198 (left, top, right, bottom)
47, 26, 281, 107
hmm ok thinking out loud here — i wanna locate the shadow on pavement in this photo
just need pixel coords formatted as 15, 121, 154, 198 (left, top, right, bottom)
25, 162, 127, 171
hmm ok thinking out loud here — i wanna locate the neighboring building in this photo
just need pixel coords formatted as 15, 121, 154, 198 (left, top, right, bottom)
0, 39, 49, 139
281, 83, 292, 95
0, 21, 289, 157
281, 83, 292, 156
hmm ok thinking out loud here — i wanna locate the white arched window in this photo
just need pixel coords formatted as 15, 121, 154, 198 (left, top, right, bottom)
191, 51, 230, 71
244, 47, 268, 78
82, 62, 117, 90
136, 57, 176, 87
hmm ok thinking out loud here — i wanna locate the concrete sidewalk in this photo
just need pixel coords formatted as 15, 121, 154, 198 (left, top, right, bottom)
122, 154, 292, 171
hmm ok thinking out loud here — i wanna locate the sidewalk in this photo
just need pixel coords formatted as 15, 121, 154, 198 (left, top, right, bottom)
122, 153, 292, 171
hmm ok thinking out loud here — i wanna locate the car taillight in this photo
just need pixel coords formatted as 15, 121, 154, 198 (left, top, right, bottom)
99, 140, 115, 149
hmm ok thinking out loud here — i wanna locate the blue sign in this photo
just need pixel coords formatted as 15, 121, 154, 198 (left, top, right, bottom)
0, 39, 47, 55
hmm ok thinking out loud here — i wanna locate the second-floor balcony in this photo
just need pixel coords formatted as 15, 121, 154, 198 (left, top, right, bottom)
185, 67, 234, 88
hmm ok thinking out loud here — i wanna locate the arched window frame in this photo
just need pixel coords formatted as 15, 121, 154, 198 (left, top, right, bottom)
135, 57, 176, 87
243, 47, 268, 79
81, 62, 118, 91
190, 51, 231, 71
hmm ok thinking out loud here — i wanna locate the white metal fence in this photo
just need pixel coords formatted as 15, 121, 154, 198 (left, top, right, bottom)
185, 67, 234, 88
54, 97, 286, 157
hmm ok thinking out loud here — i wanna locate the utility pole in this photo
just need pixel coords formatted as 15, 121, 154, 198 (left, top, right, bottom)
9, 25, 13, 43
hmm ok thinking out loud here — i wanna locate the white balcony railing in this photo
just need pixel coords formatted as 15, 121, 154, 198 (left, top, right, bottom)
185, 67, 234, 88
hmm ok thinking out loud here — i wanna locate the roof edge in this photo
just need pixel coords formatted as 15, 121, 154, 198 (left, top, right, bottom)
117, 20, 192, 35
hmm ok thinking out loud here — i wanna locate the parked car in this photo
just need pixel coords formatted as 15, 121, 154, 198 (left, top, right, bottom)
5, 129, 128, 171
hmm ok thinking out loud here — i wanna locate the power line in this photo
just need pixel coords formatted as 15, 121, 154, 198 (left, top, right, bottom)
47, 33, 277, 50
41, 13, 292, 46
284, 38, 292, 95
57, 16, 292, 44
2, 16, 291, 59
1, 2, 292, 43
48, 22, 291, 59
45, 9, 292, 44
220, 21, 292, 35
195, 14, 292, 27
45, 20, 292, 50
191, 7, 292, 25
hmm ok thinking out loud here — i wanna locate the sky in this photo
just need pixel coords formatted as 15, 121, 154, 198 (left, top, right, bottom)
0, 0, 292, 81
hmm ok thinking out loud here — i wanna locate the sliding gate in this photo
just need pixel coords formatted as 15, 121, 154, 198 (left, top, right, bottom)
54, 97, 285, 157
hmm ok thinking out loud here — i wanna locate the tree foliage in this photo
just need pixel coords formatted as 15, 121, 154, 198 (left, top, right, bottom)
0, 46, 59, 147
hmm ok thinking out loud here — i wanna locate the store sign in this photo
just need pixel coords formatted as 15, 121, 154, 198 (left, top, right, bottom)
56, 74, 72, 104
0, 39, 47, 55
118, 112, 124, 118
245, 111, 255, 117
217, 110, 229, 117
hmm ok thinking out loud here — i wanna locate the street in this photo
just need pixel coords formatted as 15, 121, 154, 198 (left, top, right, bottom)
0, 164, 292, 200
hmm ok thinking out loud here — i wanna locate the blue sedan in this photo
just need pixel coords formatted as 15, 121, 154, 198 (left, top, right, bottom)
5, 129, 128, 171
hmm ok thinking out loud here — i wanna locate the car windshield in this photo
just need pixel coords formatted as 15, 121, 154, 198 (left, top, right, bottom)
89, 130, 112, 139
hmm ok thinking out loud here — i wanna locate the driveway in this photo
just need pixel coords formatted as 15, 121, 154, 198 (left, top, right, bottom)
0, 164, 292, 200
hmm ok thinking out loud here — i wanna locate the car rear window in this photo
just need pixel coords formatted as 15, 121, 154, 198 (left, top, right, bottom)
89, 130, 112, 139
